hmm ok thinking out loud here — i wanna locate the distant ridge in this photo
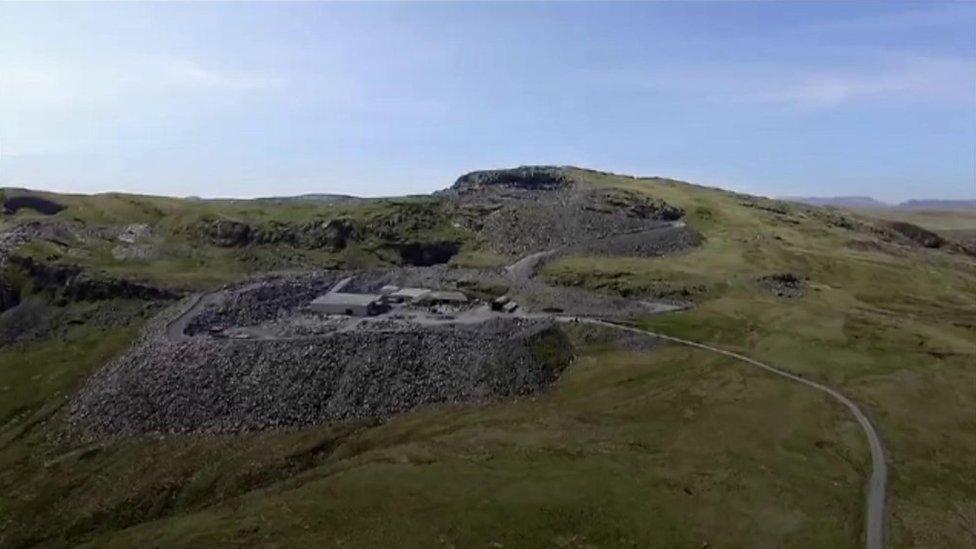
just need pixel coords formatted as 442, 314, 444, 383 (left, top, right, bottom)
782, 196, 889, 208
252, 193, 363, 204
783, 196, 976, 210
898, 199, 976, 210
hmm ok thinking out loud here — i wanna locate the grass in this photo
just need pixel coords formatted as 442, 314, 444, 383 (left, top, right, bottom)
850, 207, 976, 232
4, 190, 473, 292
1, 343, 867, 548
0, 317, 138, 427
1, 169, 974, 547
540, 169, 976, 546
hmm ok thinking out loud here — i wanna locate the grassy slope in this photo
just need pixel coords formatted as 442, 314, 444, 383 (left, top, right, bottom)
5, 189, 469, 291
543, 169, 976, 547
851, 207, 976, 253
2, 345, 865, 548
1, 173, 973, 547
849, 207, 976, 232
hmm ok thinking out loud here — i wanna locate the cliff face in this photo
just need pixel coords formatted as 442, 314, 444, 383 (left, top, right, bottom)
6, 255, 178, 304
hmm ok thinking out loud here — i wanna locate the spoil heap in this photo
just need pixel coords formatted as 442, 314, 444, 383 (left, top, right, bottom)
69, 319, 571, 436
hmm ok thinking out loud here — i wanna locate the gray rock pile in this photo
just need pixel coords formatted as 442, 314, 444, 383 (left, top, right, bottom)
572, 226, 703, 257
757, 273, 807, 298
185, 273, 342, 334
69, 319, 572, 436
448, 167, 692, 255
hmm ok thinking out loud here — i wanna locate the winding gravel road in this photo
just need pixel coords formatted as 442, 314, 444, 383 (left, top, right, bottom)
555, 317, 887, 549
500, 224, 886, 549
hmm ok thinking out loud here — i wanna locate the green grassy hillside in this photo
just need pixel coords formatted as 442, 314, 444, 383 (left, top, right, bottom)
543, 169, 976, 546
3, 190, 471, 290
1, 169, 974, 547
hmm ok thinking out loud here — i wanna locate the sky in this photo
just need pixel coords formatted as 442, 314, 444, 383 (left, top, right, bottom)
1, 2, 974, 202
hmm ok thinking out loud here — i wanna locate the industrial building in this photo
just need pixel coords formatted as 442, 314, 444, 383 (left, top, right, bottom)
310, 293, 384, 316
388, 287, 432, 303
419, 290, 469, 305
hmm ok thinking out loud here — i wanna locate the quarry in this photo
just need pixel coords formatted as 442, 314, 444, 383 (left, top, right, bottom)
5, 165, 975, 549
67, 259, 685, 436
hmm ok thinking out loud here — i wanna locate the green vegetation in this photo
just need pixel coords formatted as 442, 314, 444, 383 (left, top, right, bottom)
1, 170, 974, 547
0, 323, 136, 427
851, 207, 976, 232
541, 168, 976, 546
1, 339, 866, 548
4, 191, 473, 291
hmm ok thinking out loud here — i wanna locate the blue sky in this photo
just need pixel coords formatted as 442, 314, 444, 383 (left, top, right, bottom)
1, 2, 973, 201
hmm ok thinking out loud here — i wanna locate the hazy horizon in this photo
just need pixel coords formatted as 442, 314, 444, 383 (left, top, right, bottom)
2, 2, 974, 202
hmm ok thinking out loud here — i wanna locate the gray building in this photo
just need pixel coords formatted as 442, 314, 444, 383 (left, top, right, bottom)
388, 287, 431, 303
419, 290, 468, 305
310, 293, 384, 316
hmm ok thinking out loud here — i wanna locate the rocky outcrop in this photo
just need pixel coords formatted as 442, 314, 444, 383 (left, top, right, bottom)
452, 166, 572, 192
198, 218, 358, 252
206, 219, 253, 247
8, 255, 178, 303
0, 278, 19, 313
2, 195, 65, 215
590, 188, 685, 221
69, 319, 572, 436
445, 166, 693, 255
877, 221, 945, 249
757, 272, 806, 298
196, 214, 463, 266
395, 241, 460, 266
254, 219, 357, 250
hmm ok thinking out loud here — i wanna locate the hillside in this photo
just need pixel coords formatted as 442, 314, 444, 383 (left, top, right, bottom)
783, 196, 890, 209
1, 167, 974, 548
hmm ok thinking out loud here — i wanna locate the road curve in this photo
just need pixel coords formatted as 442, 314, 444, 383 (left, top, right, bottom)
164, 292, 216, 341
560, 316, 887, 549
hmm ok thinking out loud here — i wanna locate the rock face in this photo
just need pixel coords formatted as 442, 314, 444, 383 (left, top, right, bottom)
199, 218, 359, 251
396, 241, 461, 266
207, 219, 253, 247
2, 195, 65, 215
0, 278, 19, 313
448, 167, 693, 255
8, 255, 178, 303
69, 320, 572, 436
451, 166, 572, 192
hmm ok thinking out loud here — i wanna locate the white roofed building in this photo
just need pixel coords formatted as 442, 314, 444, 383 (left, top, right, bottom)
388, 288, 432, 302
310, 293, 384, 316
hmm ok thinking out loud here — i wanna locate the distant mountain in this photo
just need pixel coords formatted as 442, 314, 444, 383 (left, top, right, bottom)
897, 199, 976, 210
782, 196, 890, 208
189, 193, 365, 204
253, 193, 363, 204
783, 196, 976, 211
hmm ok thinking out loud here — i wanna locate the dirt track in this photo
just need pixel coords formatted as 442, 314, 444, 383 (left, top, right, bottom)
558, 318, 888, 549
